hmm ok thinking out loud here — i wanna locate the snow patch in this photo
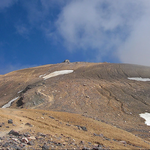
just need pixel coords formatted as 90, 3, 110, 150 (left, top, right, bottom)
139, 113, 150, 126
128, 77, 150, 81
2, 97, 19, 108
18, 90, 23, 94
39, 74, 46, 78
43, 70, 74, 80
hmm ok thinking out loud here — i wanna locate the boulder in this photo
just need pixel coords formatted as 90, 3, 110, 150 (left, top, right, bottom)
8, 119, 13, 124
8, 130, 20, 136
25, 123, 33, 127
21, 137, 29, 144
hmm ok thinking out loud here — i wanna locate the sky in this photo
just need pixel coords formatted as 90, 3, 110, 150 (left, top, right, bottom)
0, 0, 150, 74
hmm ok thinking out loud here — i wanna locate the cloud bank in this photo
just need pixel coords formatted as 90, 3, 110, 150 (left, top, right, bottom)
118, 5, 150, 66
55, 0, 150, 65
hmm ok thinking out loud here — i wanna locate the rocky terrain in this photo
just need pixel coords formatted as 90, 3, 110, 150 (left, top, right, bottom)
0, 62, 150, 149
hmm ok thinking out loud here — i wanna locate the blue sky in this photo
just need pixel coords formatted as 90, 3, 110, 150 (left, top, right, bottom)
0, 0, 150, 74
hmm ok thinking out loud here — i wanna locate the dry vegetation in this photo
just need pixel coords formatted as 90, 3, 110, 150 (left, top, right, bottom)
0, 108, 150, 149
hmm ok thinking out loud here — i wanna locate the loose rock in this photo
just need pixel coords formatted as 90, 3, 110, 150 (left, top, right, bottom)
8, 130, 20, 136
21, 137, 29, 144
27, 141, 34, 145
12, 138, 20, 144
25, 123, 33, 127
49, 116, 55, 119
3, 142, 9, 147
76, 125, 87, 131
42, 144, 49, 150
120, 141, 127, 144
27, 136, 36, 140
8, 119, 13, 124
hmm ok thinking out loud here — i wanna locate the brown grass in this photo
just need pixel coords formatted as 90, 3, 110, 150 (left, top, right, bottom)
0, 108, 149, 149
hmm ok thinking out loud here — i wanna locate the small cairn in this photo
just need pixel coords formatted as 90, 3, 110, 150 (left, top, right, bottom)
63, 59, 70, 64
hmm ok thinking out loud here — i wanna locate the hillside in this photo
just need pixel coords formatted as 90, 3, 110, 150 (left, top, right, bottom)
0, 62, 150, 149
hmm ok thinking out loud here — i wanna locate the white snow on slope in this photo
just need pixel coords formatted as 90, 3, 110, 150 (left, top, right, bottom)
128, 77, 150, 81
139, 112, 150, 126
2, 70, 74, 108
43, 70, 74, 80
39, 74, 46, 78
18, 90, 23, 94
2, 97, 19, 108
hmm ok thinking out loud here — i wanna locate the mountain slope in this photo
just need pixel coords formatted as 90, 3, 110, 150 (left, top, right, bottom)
0, 62, 150, 148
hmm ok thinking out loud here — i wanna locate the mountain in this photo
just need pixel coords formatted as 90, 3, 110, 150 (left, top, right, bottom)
0, 62, 150, 149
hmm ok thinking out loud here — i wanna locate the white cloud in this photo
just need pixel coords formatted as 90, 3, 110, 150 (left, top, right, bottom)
20, 0, 67, 41
54, 0, 150, 64
117, 2, 150, 66
0, 0, 17, 10
22, 0, 66, 25
15, 24, 30, 38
